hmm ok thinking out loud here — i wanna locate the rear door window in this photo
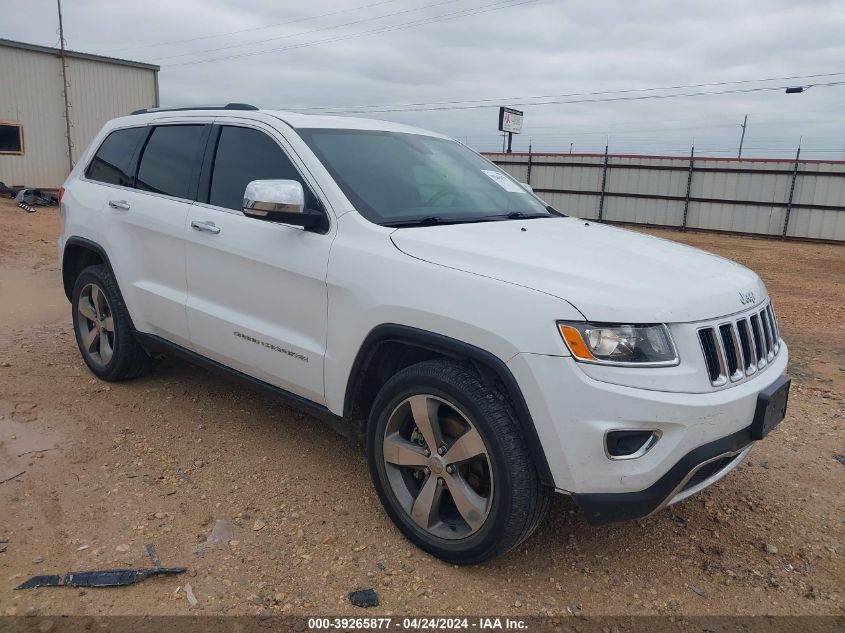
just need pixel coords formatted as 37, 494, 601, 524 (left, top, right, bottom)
136, 125, 206, 199
207, 125, 319, 211
85, 127, 147, 187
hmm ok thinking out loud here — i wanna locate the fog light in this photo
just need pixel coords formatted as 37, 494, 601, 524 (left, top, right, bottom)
605, 430, 661, 460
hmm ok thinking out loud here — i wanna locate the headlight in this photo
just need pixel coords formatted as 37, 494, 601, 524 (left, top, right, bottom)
557, 322, 679, 366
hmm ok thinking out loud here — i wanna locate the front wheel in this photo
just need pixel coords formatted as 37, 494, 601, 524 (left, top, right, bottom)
367, 360, 550, 564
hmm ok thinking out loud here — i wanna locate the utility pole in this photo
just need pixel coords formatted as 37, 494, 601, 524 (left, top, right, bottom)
57, 0, 74, 172
569, 142, 573, 154
737, 114, 748, 159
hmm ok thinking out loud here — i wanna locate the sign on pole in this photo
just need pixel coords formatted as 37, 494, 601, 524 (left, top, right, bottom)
498, 107, 523, 153
498, 107, 524, 134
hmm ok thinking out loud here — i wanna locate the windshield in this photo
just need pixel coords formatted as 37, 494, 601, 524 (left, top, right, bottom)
297, 128, 554, 226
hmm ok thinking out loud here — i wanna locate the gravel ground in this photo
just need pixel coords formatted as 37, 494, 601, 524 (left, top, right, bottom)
0, 198, 842, 617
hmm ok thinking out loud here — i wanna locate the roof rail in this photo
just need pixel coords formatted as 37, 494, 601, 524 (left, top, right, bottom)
130, 102, 259, 115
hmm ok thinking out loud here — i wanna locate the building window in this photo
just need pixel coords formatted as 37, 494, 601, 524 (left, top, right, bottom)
0, 122, 24, 154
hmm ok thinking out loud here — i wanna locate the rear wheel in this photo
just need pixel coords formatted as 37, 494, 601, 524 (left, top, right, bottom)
367, 359, 549, 564
71, 265, 150, 381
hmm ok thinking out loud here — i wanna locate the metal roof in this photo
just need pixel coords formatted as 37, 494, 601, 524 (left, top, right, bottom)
0, 38, 159, 72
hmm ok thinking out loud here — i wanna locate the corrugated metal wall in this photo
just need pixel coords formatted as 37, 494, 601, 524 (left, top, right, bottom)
487, 152, 845, 242
0, 45, 67, 188
66, 57, 158, 167
0, 45, 157, 188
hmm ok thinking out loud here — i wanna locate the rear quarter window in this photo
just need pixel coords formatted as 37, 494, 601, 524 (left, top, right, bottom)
85, 127, 147, 186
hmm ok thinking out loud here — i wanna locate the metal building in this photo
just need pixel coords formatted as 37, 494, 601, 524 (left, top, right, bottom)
0, 38, 159, 189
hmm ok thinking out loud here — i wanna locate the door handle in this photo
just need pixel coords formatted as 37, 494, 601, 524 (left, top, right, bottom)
108, 199, 130, 210
191, 220, 221, 235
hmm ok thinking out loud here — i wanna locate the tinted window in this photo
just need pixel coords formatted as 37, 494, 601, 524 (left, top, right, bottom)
209, 126, 318, 211
137, 125, 205, 198
86, 127, 146, 186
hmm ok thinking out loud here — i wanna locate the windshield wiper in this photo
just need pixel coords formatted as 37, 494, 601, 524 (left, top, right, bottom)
504, 211, 550, 219
382, 212, 554, 228
381, 216, 445, 227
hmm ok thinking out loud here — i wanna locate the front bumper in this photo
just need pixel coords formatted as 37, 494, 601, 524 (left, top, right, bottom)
573, 427, 754, 524
507, 345, 789, 523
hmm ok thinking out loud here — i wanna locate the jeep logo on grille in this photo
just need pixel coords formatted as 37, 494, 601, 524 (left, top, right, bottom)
738, 290, 756, 305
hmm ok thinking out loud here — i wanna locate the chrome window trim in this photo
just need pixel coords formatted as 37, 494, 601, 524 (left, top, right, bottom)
191, 200, 245, 216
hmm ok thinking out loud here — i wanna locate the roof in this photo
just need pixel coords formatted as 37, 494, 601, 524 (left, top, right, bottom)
117, 106, 447, 137
0, 38, 159, 72
266, 110, 448, 137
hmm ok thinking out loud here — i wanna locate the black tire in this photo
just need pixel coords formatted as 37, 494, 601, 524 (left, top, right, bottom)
71, 264, 150, 381
367, 359, 550, 564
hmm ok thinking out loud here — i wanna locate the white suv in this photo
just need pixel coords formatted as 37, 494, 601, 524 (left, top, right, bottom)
58, 104, 790, 564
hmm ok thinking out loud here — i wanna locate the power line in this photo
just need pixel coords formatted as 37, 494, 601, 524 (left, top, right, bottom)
96, 0, 410, 54
165, 0, 540, 67
150, 0, 461, 62
297, 71, 845, 113
306, 79, 845, 114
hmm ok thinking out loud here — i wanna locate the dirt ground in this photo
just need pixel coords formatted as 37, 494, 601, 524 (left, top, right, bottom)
0, 197, 842, 618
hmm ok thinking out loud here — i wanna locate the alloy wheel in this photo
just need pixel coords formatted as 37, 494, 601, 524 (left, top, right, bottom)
382, 394, 493, 540
76, 283, 115, 367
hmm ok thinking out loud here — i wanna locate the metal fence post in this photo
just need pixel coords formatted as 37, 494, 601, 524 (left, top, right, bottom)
526, 142, 532, 186
781, 144, 801, 239
597, 144, 609, 221
681, 145, 695, 231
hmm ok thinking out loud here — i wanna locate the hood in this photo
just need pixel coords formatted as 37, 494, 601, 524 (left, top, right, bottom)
390, 217, 766, 323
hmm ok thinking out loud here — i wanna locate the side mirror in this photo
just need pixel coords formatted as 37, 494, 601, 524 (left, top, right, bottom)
242, 180, 326, 231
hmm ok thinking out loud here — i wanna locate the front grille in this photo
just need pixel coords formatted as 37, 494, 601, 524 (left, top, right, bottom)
698, 329, 723, 383
736, 319, 755, 373
698, 302, 781, 387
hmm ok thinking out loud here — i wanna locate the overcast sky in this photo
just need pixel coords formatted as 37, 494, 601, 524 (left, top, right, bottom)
5, 0, 845, 158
